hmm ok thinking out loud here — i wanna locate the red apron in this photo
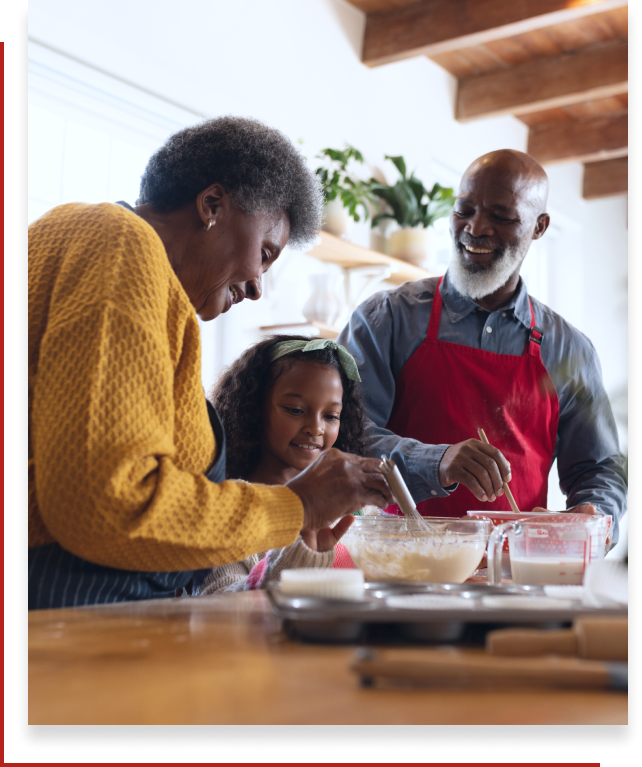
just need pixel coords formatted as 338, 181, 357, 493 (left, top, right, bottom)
385, 277, 559, 517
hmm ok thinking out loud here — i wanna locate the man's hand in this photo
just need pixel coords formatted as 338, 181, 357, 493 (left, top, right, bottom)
533, 503, 611, 546
532, 503, 597, 515
286, 448, 394, 535
438, 439, 511, 502
301, 515, 355, 552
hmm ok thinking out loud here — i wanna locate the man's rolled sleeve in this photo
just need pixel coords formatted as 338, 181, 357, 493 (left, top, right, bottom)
362, 419, 452, 501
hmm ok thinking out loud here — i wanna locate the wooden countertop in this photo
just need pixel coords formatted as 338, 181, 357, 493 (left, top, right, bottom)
28, 591, 627, 725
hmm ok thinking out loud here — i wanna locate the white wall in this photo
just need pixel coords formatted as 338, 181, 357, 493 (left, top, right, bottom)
29, 0, 628, 501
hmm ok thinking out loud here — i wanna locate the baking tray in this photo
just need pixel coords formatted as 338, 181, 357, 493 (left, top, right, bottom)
267, 581, 627, 644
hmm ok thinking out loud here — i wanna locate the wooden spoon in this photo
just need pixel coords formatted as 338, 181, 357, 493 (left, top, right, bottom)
477, 428, 520, 513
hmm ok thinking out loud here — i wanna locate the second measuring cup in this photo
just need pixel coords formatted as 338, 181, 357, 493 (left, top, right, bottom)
487, 514, 609, 586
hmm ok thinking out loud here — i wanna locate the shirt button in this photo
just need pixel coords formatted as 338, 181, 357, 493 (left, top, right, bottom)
501, 312, 506, 317
431, 490, 437, 496
486, 326, 493, 334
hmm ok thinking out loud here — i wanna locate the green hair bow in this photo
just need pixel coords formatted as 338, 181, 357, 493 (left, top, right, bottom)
270, 339, 362, 382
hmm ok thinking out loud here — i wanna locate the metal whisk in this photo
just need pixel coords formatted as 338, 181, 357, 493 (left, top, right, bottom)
379, 456, 436, 532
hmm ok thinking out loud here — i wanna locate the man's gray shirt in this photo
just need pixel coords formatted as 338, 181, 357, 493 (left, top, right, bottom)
337, 271, 627, 542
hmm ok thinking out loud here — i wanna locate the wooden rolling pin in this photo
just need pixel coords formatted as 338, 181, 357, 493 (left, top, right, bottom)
350, 648, 627, 691
486, 617, 628, 661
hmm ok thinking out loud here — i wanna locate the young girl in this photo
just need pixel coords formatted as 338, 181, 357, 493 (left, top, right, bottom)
195, 335, 372, 594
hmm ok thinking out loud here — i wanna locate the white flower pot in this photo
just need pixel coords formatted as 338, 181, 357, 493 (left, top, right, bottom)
322, 197, 351, 238
370, 219, 393, 255
388, 226, 429, 267
302, 273, 344, 327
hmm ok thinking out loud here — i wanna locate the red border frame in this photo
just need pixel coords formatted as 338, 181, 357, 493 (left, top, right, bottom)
0, 37, 16, 744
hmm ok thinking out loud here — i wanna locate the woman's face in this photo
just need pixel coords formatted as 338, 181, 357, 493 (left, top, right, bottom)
175, 190, 290, 321
260, 360, 344, 474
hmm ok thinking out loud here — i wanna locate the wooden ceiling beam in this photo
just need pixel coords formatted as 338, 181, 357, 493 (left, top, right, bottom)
361, 0, 628, 67
582, 157, 628, 198
456, 40, 627, 121
527, 113, 627, 164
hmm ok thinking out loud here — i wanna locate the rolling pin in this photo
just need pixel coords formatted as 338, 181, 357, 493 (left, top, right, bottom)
350, 648, 627, 691
486, 617, 628, 661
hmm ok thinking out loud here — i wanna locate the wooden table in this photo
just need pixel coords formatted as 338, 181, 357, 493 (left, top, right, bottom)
28, 592, 627, 725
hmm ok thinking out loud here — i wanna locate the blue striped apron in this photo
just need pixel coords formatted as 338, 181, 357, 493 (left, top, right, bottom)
28, 400, 226, 610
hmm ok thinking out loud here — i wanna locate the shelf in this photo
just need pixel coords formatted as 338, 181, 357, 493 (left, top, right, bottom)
258, 234, 433, 342
305, 230, 434, 286
260, 321, 339, 340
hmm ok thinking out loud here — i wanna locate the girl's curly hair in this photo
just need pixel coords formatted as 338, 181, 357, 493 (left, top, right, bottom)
210, 335, 368, 480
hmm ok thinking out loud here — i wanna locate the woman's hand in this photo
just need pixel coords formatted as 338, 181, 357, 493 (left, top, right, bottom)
438, 439, 511, 502
286, 448, 394, 535
301, 515, 355, 552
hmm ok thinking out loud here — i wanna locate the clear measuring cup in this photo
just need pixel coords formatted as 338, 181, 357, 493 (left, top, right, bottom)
487, 514, 609, 586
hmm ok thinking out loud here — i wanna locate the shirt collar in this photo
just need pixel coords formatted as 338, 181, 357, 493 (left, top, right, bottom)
441, 270, 532, 329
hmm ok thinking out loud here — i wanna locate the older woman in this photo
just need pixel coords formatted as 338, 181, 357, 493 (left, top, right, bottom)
28, 117, 391, 609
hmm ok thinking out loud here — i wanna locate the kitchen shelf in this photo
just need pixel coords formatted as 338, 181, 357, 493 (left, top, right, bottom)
260, 321, 339, 340
305, 231, 434, 286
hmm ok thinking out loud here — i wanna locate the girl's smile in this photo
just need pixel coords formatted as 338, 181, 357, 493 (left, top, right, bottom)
253, 360, 344, 484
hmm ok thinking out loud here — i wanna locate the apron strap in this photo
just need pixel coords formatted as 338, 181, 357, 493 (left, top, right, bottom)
524, 297, 544, 358
430, 276, 544, 357
426, 276, 445, 341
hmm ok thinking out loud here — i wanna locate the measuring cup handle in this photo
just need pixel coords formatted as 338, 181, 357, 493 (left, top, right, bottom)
487, 521, 517, 585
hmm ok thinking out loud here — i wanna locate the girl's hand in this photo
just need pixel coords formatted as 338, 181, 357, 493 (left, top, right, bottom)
301, 514, 355, 552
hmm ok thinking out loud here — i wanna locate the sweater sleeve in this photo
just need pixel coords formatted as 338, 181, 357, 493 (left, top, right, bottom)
30, 205, 303, 571
196, 554, 263, 594
198, 537, 335, 594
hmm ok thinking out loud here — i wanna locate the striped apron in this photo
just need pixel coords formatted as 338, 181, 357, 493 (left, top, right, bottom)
28, 400, 226, 610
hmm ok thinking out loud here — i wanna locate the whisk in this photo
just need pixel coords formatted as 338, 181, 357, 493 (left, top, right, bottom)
379, 456, 437, 532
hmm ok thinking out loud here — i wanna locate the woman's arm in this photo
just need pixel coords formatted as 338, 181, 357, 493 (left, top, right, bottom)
30, 204, 304, 571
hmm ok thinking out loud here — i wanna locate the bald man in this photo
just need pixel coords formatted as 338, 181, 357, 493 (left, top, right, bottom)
338, 150, 627, 542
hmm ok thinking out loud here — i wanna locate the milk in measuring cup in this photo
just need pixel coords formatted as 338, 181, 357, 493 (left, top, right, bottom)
510, 556, 585, 585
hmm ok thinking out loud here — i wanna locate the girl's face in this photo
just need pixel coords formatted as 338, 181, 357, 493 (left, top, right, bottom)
260, 360, 343, 475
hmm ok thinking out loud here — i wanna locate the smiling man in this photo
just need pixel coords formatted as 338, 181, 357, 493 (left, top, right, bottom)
338, 149, 627, 542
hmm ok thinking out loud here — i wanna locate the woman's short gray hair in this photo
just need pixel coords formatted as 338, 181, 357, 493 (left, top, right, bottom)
138, 116, 323, 248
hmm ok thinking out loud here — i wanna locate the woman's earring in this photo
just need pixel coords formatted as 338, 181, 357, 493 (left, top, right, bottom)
204, 219, 214, 232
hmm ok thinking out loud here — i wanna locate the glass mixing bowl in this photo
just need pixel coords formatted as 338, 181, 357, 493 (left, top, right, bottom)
342, 515, 493, 583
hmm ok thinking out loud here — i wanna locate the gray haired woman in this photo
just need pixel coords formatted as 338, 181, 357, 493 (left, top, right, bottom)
28, 116, 392, 609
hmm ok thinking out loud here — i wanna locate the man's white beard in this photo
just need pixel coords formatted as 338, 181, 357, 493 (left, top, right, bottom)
448, 242, 523, 301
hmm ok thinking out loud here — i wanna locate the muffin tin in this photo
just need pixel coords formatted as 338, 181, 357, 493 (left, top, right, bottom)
267, 581, 627, 644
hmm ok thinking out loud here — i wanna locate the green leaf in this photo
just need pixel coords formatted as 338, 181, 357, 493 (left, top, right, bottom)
408, 176, 427, 205
385, 154, 407, 179
346, 145, 364, 164
372, 212, 395, 228
371, 185, 404, 223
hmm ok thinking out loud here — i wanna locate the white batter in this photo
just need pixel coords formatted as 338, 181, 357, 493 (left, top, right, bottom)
343, 535, 486, 583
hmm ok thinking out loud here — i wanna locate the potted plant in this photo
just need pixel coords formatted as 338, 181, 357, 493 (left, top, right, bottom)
369, 155, 456, 266
315, 146, 376, 237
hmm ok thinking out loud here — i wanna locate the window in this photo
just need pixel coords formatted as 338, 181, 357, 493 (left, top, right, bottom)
28, 39, 202, 222
27, 40, 226, 386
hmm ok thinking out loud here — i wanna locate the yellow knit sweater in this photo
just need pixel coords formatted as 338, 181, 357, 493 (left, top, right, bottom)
28, 202, 303, 571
